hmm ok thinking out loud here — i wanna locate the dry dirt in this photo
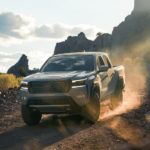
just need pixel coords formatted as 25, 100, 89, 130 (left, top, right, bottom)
0, 86, 150, 150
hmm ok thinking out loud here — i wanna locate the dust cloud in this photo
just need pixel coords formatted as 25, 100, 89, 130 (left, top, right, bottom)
97, 39, 150, 149
100, 38, 150, 120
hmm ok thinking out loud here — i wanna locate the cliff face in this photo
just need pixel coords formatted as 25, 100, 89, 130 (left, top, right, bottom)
134, 0, 150, 13
111, 13, 150, 49
54, 0, 150, 54
111, 0, 150, 50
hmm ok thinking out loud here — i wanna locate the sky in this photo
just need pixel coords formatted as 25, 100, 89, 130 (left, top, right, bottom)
0, 0, 134, 72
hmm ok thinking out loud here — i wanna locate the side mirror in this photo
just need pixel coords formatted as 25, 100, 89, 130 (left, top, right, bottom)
98, 66, 109, 72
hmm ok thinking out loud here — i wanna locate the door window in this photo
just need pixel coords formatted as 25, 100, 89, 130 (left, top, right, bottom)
102, 55, 112, 68
97, 56, 105, 70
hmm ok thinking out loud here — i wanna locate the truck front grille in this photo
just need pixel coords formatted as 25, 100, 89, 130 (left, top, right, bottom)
28, 80, 71, 94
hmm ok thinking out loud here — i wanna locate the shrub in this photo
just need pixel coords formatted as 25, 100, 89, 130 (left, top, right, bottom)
0, 74, 22, 91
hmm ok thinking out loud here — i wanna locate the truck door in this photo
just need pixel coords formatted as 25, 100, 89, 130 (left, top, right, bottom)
102, 55, 116, 96
97, 56, 110, 99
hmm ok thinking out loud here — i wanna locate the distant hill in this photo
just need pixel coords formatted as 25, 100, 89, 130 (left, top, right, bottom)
54, 0, 150, 54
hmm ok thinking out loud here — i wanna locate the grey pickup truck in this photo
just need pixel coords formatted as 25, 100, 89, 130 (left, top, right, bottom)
20, 52, 125, 125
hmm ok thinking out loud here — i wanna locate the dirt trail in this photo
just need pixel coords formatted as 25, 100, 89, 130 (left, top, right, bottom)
0, 85, 150, 150
0, 114, 92, 150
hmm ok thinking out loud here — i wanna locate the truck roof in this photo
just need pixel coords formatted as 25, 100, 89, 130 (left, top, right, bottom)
54, 52, 108, 57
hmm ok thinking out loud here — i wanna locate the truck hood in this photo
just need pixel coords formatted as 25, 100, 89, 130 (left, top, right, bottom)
24, 71, 96, 82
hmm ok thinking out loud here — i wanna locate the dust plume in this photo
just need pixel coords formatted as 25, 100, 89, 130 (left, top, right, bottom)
100, 38, 150, 120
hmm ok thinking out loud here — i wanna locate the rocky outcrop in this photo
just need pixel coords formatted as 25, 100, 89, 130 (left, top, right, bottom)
7, 54, 29, 77
55, 32, 93, 54
54, 0, 150, 54
7, 54, 38, 77
54, 32, 112, 54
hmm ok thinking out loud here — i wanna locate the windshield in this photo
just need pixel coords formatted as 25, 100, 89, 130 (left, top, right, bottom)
41, 55, 95, 72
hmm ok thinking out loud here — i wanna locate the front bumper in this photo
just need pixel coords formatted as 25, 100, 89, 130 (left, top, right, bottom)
20, 85, 89, 113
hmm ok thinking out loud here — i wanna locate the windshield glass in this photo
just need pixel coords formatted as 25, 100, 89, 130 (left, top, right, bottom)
41, 55, 95, 72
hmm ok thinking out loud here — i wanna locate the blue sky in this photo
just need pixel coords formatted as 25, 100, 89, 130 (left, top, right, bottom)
0, 0, 134, 72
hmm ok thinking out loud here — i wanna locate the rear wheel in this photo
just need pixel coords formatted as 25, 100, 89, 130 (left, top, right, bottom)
82, 90, 100, 123
21, 105, 42, 126
110, 90, 123, 110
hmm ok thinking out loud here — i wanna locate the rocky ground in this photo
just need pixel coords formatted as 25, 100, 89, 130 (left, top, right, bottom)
0, 84, 150, 150
0, 89, 22, 133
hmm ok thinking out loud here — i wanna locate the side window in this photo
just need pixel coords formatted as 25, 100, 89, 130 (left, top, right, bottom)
99, 56, 105, 66
97, 56, 105, 70
102, 55, 112, 68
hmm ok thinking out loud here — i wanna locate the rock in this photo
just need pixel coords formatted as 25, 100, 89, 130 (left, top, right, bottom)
7, 55, 39, 77
7, 54, 29, 77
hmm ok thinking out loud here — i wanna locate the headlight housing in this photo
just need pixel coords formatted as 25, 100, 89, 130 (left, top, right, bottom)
20, 81, 28, 89
72, 79, 86, 86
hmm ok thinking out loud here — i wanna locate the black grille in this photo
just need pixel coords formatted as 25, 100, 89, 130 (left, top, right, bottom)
28, 80, 71, 94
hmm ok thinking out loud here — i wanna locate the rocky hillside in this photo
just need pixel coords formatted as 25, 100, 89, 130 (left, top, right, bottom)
54, 0, 150, 54
111, 0, 150, 50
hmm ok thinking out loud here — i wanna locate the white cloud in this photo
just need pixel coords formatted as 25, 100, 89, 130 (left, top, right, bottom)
0, 64, 7, 73
0, 12, 103, 46
34, 24, 102, 39
0, 52, 22, 72
0, 12, 34, 39
27, 50, 50, 69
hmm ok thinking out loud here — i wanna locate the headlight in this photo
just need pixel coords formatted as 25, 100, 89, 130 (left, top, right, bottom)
72, 79, 86, 86
20, 81, 28, 89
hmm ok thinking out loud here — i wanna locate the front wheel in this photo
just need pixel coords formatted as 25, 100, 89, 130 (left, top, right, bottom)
21, 105, 42, 126
82, 90, 100, 123
110, 90, 123, 110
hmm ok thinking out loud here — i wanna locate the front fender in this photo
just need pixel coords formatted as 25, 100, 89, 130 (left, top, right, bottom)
89, 75, 101, 101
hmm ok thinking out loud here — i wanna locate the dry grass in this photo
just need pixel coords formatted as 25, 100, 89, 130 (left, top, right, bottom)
0, 74, 22, 91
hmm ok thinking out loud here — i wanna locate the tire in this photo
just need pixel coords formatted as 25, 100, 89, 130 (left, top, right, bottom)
21, 105, 42, 126
110, 90, 123, 110
82, 90, 100, 123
